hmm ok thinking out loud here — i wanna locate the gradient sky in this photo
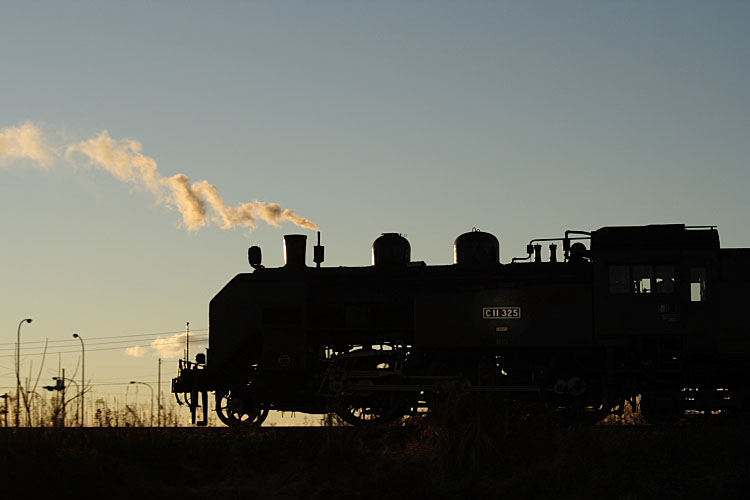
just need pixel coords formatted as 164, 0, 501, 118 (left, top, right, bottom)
1, 1, 749, 425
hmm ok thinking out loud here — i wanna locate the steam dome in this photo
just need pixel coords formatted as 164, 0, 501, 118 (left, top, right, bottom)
454, 229, 499, 267
372, 233, 410, 267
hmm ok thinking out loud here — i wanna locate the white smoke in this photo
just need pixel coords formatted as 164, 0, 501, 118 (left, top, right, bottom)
150, 332, 207, 359
165, 174, 208, 230
0, 122, 319, 232
66, 130, 162, 194
122, 333, 206, 359
66, 130, 319, 231
0, 122, 53, 167
124, 346, 147, 358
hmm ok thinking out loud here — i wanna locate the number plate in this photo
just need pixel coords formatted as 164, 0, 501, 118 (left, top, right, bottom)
483, 307, 521, 319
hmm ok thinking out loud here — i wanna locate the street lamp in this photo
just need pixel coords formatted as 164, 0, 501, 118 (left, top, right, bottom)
16, 318, 32, 427
130, 381, 154, 427
72, 333, 85, 427
44, 374, 78, 427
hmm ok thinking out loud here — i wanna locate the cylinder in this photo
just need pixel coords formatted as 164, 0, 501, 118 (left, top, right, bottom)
372, 233, 410, 267
284, 234, 307, 267
453, 230, 500, 267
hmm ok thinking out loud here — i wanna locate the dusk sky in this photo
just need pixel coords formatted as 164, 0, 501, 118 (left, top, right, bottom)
2, 1, 749, 425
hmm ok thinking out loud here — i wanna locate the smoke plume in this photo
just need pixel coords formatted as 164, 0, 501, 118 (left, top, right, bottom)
66, 130, 319, 231
0, 122, 53, 166
122, 333, 207, 359
0, 122, 318, 232
150, 332, 206, 359
124, 346, 146, 358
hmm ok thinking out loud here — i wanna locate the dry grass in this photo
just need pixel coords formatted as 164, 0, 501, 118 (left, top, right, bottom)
1, 400, 748, 500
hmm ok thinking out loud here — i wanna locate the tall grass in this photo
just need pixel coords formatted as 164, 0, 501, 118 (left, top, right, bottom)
1, 392, 188, 427
0, 396, 748, 499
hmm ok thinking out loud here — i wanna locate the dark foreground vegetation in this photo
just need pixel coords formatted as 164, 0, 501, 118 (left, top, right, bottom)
2, 403, 749, 500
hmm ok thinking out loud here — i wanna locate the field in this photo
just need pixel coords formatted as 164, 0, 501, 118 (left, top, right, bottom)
2, 409, 749, 500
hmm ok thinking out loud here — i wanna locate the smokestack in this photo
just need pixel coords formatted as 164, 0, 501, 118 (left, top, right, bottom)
534, 244, 542, 263
284, 234, 307, 267
313, 231, 324, 268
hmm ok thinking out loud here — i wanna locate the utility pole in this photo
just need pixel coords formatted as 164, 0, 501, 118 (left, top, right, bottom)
158, 358, 162, 427
62, 368, 66, 427
25, 370, 31, 427
185, 322, 190, 364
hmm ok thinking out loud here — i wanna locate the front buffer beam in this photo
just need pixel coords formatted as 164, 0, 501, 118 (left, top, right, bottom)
172, 360, 210, 426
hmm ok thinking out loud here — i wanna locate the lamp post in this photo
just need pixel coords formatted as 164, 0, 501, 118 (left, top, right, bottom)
44, 373, 78, 427
130, 381, 154, 427
72, 333, 85, 427
16, 318, 32, 427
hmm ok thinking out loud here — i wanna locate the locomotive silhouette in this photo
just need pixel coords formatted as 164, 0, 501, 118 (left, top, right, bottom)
172, 224, 750, 426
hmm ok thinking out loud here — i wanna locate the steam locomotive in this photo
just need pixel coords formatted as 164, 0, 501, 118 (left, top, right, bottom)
172, 224, 750, 426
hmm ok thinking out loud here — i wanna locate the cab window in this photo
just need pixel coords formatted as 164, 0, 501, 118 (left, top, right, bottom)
609, 266, 630, 294
608, 264, 676, 295
690, 267, 707, 302
655, 265, 675, 293
631, 265, 652, 294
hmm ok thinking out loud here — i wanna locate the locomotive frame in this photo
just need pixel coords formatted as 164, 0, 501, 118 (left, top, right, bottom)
172, 224, 750, 426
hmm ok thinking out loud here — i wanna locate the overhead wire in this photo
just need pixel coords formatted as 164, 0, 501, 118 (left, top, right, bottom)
0, 336, 208, 358
0, 336, 209, 354
0, 328, 208, 347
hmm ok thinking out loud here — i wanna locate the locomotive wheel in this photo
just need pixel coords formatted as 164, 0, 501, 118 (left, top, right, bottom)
547, 373, 610, 425
551, 401, 608, 426
639, 390, 684, 425
335, 381, 404, 425
335, 397, 403, 425
331, 346, 406, 425
215, 389, 269, 427
549, 386, 610, 425
732, 387, 750, 416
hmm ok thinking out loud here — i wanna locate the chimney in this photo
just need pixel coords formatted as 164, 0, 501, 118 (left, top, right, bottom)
284, 234, 307, 267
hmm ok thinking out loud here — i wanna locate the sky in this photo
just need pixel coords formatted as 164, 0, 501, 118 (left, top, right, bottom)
1, 1, 749, 426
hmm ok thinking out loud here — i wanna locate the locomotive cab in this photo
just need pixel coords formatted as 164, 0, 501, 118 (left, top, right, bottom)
591, 224, 719, 354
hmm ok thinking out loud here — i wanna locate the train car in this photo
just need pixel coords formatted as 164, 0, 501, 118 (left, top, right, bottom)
172, 224, 750, 426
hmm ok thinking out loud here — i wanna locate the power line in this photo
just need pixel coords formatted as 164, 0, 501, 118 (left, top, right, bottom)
88, 374, 163, 382
0, 328, 208, 347
1, 336, 209, 356
0, 336, 208, 358
90, 382, 159, 387
0, 335, 209, 354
